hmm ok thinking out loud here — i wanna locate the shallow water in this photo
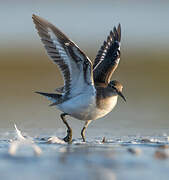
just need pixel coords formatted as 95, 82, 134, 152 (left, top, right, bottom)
1, 128, 169, 180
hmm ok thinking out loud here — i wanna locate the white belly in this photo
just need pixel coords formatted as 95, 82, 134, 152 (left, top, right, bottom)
57, 93, 96, 120
57, 94, 118, 121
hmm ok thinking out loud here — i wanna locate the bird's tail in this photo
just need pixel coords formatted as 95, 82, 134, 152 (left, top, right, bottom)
35, 91, 62, 106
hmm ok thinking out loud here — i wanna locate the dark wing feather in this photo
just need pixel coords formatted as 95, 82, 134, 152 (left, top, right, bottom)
93, 24, 121, 85
32, 14, 94, 97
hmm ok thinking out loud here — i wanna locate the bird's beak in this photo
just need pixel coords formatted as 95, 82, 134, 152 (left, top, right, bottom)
118, 91, 126, 102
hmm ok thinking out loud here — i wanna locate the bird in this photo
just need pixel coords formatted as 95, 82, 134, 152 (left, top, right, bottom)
32, 14, 126, 143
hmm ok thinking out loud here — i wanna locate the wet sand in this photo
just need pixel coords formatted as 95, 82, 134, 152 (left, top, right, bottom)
1, 128, 169, 180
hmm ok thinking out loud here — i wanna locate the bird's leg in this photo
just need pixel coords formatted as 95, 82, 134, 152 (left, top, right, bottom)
60, 113, 72, 143
81, 120, 92, 142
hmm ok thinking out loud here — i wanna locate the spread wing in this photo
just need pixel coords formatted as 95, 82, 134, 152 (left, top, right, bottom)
93, 24, 121, 86
32, 14, 94, 97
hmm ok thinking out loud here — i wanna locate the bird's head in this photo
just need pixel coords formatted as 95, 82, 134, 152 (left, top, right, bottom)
108, 80, 126, 102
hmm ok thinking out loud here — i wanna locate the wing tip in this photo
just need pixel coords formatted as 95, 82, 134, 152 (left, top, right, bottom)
32, 14, 38, 22
113, 23, 121, 42
32, 14, 36, 18
117, 23, 121, 42
32, 14, 41, 20
32, 14, 42, 28
32, 14, 49, 27
118, 23, 121, 30
108, 23, 121, 43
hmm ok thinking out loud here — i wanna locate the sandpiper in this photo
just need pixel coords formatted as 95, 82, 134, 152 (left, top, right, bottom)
32, 14, 126, 143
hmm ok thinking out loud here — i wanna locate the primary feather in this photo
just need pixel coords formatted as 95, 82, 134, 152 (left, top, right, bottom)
93, 24, 121, 86
32, 14, 94, 98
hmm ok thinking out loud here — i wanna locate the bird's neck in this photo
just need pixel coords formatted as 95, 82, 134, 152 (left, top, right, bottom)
95, 86, 118, 110
96, 86, 117, 98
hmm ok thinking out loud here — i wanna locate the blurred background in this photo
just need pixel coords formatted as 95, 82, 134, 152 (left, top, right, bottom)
0, 0, 169, 135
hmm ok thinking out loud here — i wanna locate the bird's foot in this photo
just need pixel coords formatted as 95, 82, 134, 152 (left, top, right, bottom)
63, 129, 72, 143
82, 137, 86, 142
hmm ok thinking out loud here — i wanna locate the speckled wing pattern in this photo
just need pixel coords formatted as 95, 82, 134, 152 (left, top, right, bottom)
32, 15, 94, 98
93, 24, 121, 86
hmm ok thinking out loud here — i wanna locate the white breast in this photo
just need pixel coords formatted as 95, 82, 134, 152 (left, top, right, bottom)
94, 96, 118, 120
